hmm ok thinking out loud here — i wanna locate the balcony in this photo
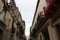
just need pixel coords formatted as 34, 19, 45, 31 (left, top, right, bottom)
17, 22, 24, 34
43, 0, 60, 18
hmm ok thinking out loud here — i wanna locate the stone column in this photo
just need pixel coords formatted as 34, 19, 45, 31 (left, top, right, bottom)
36, 33, 40, 40
2, 29, 11, 40
48, 23, 59, 40
40, 33, 44, 40
12, 32, 17, 40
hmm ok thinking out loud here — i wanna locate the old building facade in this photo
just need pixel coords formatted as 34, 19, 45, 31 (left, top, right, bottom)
30, 0, 60, 40
0, 0, 26, 40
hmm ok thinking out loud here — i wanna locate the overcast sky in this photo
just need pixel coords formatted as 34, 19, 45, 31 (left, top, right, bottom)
15, 0, 37, 36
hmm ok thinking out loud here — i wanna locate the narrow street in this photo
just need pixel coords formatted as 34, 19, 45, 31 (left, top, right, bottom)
0, 0, 60, 40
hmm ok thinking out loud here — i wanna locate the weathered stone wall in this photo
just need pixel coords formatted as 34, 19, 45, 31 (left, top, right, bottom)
0, 0, 26, 40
